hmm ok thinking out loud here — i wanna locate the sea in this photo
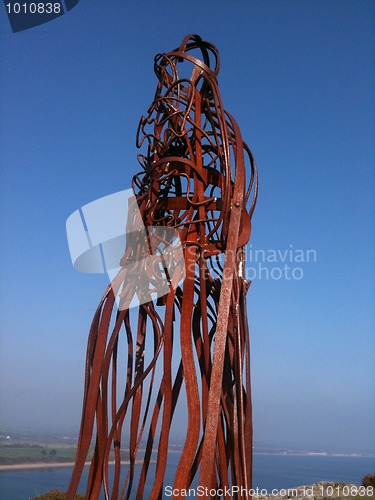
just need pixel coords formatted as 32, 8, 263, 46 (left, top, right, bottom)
0, 453, 374, 500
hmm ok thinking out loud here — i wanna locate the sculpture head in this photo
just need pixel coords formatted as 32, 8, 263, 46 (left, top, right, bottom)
133, 34, 256, 257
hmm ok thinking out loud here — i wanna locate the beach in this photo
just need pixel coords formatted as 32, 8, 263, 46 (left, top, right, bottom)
0, 461, 83, 471
0, 459, 143, 471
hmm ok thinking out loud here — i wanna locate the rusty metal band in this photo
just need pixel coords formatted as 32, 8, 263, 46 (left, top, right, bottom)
67, 34, 258, 500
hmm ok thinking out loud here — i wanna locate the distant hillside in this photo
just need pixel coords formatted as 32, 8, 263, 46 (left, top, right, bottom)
0, 443, 78, 465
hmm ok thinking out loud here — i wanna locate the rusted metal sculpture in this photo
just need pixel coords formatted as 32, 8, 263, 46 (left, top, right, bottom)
67, 34, 257, 499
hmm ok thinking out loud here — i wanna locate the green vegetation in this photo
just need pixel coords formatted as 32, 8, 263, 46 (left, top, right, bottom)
363, 475, 375, 488
0, 444, 78, 465
31, 491, 85, 500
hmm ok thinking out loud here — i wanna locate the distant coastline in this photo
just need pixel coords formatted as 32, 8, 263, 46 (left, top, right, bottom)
253, 452, 374, 458
0, 461, 80, 471
0, 438, 373, 475
0, 459, 144, 472
1, 452, 373, 473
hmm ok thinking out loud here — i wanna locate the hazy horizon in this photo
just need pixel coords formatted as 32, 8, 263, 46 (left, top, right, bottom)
1, 426, 373, 457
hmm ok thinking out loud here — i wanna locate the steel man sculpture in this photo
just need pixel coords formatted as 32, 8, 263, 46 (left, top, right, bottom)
67, 34, 258, 499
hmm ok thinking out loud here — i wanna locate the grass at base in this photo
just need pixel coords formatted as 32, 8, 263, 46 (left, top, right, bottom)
30, 491, 85, 500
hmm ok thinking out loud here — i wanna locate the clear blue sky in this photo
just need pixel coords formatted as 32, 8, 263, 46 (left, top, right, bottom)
0, 0, 374, 454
